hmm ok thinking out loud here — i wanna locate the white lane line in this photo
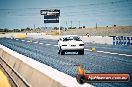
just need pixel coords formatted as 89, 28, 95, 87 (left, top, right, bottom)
103, 52, 111, 54
39, 43, 43, 44
53, 45, 58, 46
84, 49, 90, 51
33, 42, 38, 43
118, 54, 127, 56
16, 39, 19, 40
45, 44, 51, 45
86, 49, 132, 57
97, 51, 104, 53
125, 55, 132, 57
109, 53, 118, 55
27, 41, 30, 42
102, 51, 132, 57
85, 49, 92, 51
21, 40, 25, 42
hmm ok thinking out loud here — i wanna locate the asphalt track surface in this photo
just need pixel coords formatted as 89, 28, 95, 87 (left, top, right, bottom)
0, 38, 132, 87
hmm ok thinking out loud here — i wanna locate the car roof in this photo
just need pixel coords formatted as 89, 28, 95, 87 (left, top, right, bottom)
61, 35, 79, 38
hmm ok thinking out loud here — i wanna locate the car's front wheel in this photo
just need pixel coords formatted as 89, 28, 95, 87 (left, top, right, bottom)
78, 50, 84, 55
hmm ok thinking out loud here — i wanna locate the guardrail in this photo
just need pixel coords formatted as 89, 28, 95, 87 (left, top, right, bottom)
0, 57, 31, 87
0, 44, 94, 87
112, 36, 132, 45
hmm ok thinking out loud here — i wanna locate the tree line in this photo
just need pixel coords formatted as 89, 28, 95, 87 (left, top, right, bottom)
0, 27, 33, 32
0, 26, 86, 32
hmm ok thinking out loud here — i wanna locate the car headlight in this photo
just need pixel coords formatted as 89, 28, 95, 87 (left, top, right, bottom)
79, 44, 84, 46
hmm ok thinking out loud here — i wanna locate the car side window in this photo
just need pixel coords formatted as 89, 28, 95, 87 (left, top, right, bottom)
73, 37, 82, 41
63, 37, 70, 41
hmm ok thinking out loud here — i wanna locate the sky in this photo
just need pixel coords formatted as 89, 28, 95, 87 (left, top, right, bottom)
0, 0, 132, 29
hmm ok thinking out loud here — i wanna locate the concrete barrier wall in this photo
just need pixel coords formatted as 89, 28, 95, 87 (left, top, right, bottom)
27, 33, 46, 38
0, 33, 14, 38
0, 47, 63, 87
81, 36, 113, 45
0, 45, 93, 87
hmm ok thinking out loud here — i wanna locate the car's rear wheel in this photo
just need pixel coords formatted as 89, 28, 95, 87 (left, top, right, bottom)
60, 49, 65, 55
59, 47, 65, 55
78, 50, 84, 55
58, 47, 60, 54
58, 49, 60, 54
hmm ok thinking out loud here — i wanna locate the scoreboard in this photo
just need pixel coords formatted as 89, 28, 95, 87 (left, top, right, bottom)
40, 9, 60, 23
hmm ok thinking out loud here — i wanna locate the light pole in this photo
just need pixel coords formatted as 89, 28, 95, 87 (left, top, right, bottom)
79, 21, 80, 29
71, 21, 72, 29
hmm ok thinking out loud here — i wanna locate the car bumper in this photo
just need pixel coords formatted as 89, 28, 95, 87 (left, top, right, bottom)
61, 46, 84, 51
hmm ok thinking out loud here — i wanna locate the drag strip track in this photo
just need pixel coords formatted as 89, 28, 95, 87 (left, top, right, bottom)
0, 38, 132, 87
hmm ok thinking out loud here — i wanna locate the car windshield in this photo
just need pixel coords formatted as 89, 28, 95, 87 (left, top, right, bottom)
63, 36, 81, 41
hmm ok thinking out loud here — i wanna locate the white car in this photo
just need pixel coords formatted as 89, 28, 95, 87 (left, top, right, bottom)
58, 35, 84, 55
